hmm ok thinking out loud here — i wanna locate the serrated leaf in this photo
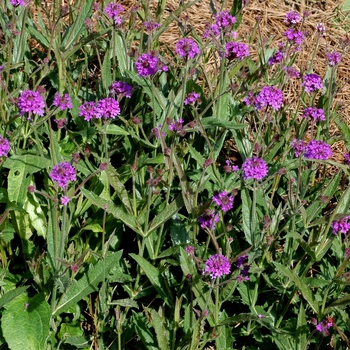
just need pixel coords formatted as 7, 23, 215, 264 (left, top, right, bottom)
150, 309, 170, 350
2, 293, 51, 350
324, 294, 350, 314
274, 262, 319, 314
129, 254, 170, 305
201, 117, 245, 130
134, 313, 158, 350
98, 124, 129, 136
53, 251, 122, 315
109, 298, 138, 309
0, 286, 28, 309
25, 193, 47, 238
297, 302, 307, 350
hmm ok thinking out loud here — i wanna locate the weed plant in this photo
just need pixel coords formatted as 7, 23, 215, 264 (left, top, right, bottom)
0, 0, 349, 349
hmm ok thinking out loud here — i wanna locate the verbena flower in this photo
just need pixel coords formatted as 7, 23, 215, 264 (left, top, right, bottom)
53, 92, 72, 110
212, 191, 234, 212
268, 51, 284, 65
344, 153, 350, 165
168, 119, 186, 136
109, 81, 133, 98
135, 53, 167, 77
283, 66, 300, 79
291, 139, 307, 157
284, 28, 305, 49
198, 209, 220, 230
224, 160, 239, 173
255, 86, 283, 111
302, 107, 325, 122
326, 51, 341, 66
202, 254, 231, 279
203, 23, 220, 39
304, 140, 332, 160
215, 11, 236, 29
104, 2, 124, 24
315, 319, 333, 337
61, 196, 70, 206
225, 42, 249, 60
185, 246, 195, 255
97, 98, 120, 119
284, 11, 302, 25
143, 21, 160, 33
316, 23, 326, 36
0, 136, 10, 157
152, 124, 166, 139
331, 216, 350, 234
11, 0, 27, 6
50, 162, 76, 188
79, 101, 101, 121
184, 92, 200, 105
302, 73, 324, 93
175, 38, 200, 59
242, 157, 268, 180
18, 90, 46, 116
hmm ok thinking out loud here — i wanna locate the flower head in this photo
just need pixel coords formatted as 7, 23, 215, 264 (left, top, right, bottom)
283, 66, 300, 79
331, 216, 350, 234
304, 140, 332, 160
18, 90, 46, 116
268, 51, 284, 65
291, 139, 307, 157
283, 28, 305, 49
11, 0, 27, 6
302, 107, 325, 122
168, 119, 186, 136
302, 74, 323, 93
53, 92, 72, 110
135, 53, 167, 77
50, 162, 76, 188
175, 38, 200, 59
255, 86, 283, 111
79, 101, 101, 121
315, 319, 333, 336
104, 2, 124, 24
184, 92, 200, 105
198, 209, 220, 230
215, 11, 236, 29
97, 98, 120, 119
0, 136, 10, 157
202, 254, 231, 279
143, 21, 160, 33
224, 42, 249, 60
316, 23, 326, 36
152, 124, 166, 139
242, 157, 268, 181
212, 191, 234, 212
61, 196, 70, 206
109, 81, 133, 98
284, 11, 302, 25
326, 51, 341, 66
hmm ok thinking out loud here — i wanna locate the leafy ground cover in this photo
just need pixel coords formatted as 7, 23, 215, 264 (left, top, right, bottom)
0, 0, 350, 349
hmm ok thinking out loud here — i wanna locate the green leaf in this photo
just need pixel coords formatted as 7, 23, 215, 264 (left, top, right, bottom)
114, 33, 128, 77
150, 309, 170, 350
0, 286, 28, 309
109, 298, 138, 309
218, 313, 258, 326
2, 293, 51, 350
241, 188, 254, 245
324, 294, 350, 314
129, 254, 171, 305
133, 313, 158, 350
3, 154, 51, 205
101, 48, 112, 94
25, 193, 47, 238
53, 251, 122, 315
201, 117, 245, 130
297, 302, 307, 350
81, 188, 143, 236
273, 262, 319, 314
98, 124, 129, 136
61, 0, 93, 51
147, 195, 184, 236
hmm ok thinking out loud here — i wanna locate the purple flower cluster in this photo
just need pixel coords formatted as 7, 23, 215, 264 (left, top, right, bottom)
302, 73, 323, 93
236, 254, 250, 282
53, 93, 72, 110
284, 11, 302, 25
0, 136, 10, 157
304, 140, 332, 160
212, 191, 234, 212
242, 157, 268, 181
291, 139, 307, 157
109, 81, 133, 98
326, 51, 341, 66
202, 254, 231, 279
175, 38, 200, 59
104, 2, 124, 24
168, 119, 186, 137
198, 209, 220, 230
284, 28, 305, 50
10, 0, 27, 6
18, 90, 46, 117
203, 11, 236, 38
184, 92, 200, 105
255, 86, 283, 111
223, 160, 239, 173
316, 23, 326, 36
135, 53, 168, 77
315, 319, 333, 337
302, 107, 325, 122
331, 216, 350, 234
283, 66, 300, 79
98, 98, 121, 119
79, 101, 101, 121
143, 21, 160, 33
268, 51, 284, 66
152, 124, 166, 139
50, 162, 76, 188
224, 42, 250, 61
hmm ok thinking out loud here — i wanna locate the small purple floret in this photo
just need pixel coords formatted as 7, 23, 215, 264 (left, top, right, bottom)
202, 254, 231, 279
